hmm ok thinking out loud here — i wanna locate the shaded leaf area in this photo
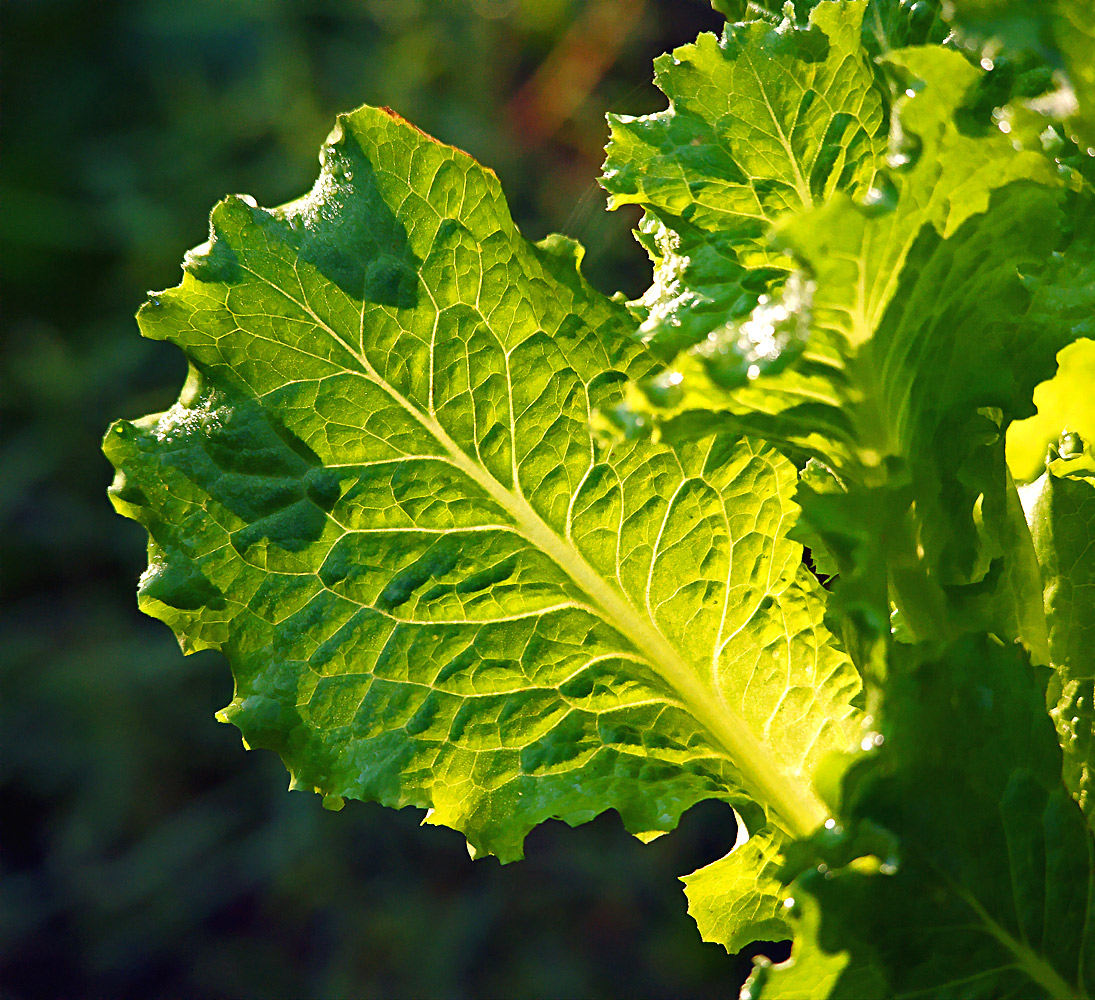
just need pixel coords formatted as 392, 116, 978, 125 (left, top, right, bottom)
105, 103, 862, 892
750, 636, 1095, 999
1023, 463, 1095, 828
602, 1, 885, 357
947, 0, 1095, 148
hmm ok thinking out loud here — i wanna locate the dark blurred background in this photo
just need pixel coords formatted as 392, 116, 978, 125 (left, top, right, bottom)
0, 1, 789, 996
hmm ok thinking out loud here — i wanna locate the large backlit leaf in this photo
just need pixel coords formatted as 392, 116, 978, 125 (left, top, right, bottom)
104, 106, 861, 879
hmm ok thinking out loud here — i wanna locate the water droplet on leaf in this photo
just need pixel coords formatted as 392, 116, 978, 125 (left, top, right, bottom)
1059, 429, 1086, 459
888, 129, 922, 172
858, 172, 898, 216
860, 731, 884, 751
696, 271, 814, 389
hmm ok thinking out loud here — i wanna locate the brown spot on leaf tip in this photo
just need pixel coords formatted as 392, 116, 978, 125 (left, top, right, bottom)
376, 105, 478, 164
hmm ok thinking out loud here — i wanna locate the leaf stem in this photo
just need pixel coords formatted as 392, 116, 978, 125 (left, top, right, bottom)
953, 881, 1086, 1000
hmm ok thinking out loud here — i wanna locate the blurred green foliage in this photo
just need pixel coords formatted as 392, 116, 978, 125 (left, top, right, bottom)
1, 1, 789, 995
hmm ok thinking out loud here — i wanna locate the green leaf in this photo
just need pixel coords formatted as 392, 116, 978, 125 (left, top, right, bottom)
947, 0, 1095, 148
708, 0, 949, 55
601, 0, 885, 355
1008, 341, 1095, 488
682, 821, 791, 953
634, 46, 1074, 662
756, 635, 1095, 999
741, 894, 884, 1000
104, 105, 862, 871
1022, 462, 1095, 826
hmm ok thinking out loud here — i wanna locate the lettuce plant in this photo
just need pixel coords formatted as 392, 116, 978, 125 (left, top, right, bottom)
105, 1, 1095, 995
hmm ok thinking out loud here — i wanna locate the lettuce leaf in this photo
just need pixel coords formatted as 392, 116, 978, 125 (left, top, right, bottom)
750, 635, 1095, 999
104, 107, 862, 889
1023, 460, 1095, 828
602, 1, 884, 356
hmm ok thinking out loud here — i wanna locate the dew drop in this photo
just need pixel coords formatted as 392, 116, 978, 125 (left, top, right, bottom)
1059, 429, 1086, 459
860, 731, 885, 751
825, 818, 837, 830
859, 172, 898, 216
782, 896, 795, 909
642, 369, 685, 408
239, 194, 258, 208
980, 57, 995, 71
888, 129, 922, 172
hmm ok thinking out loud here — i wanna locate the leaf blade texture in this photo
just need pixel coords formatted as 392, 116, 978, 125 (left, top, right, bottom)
104, 105, 861, 869
601, 0, 885, 356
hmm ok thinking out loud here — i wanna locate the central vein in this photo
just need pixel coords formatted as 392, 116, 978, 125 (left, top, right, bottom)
423, 408, 829, 841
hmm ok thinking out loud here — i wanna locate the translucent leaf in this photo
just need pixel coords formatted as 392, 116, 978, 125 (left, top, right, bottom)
104, 106, 861, 879
682, 820, 791, 953
1022, 460, 1095, 827
601, 0, 885, 355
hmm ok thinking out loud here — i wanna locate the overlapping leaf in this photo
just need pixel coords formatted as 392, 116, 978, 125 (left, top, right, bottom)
711, 0, 948, 56
1023, 459, 1095, 827
602, 0, 884, 356
104, 106, 862, 879
751, 635, 1095, 999
948, 0, 1095, 147
624, 46, 1081, 665
682, 820, 791, 953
